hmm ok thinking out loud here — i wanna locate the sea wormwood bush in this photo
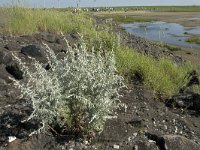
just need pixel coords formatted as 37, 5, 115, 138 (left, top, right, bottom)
11, 39, 124, 134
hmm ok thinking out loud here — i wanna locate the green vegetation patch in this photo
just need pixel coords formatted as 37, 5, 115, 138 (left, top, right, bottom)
115, 47, 193, 98
0, 6, 118, 52
161, 44, 182, 51
186, 37, 200, 45
103, 15, 155, 23
0, 7, 94, 35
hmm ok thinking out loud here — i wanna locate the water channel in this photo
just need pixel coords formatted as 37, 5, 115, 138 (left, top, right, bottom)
120, 21, 200, 49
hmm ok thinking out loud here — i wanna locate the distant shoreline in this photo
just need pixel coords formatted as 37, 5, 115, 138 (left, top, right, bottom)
0, 4, 200, 9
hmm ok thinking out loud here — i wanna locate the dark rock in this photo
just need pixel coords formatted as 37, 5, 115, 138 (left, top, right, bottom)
186, 70, 199, 87
40, 32, 57, 43
4, 42, 21, 52
0, 111, 40, 145
56, 52, 66, 60
21, 45, 44, 58
70, 33, 80, 39
5, 63, 23, 80
126, 118, 143, 128
0, 64, 12, 83
145, 132, 200, 150
55, 38, 64, 44
1, 134, 61, 150
0, 78, 7, 86
168, 70, 200, 112
134, 141, 159, 150
167, 93, 200, 111
163, 135, 200, 150
131, 71, 144, 85
0, 49, 12, 65
45, 63, 51, 70
145, 132, 166, 150
44, 43, 65, 54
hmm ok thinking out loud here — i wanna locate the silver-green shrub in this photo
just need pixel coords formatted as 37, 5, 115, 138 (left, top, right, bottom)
11, 39, 124, 134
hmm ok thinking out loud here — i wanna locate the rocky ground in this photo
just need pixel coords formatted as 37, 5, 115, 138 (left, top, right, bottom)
0, 31, 200, 150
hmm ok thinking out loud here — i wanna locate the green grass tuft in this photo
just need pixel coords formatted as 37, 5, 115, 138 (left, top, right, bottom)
115, 47, 193, 97
103, 15, 155, 23
0, 7, 94, 35
161, 44, 182, 51
186, 37, 200, 45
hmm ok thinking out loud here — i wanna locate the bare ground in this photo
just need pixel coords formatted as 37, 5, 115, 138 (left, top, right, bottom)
0, 31, 199, 150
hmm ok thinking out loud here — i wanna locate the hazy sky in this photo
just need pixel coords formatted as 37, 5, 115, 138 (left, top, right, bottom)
1, 0, 200, 8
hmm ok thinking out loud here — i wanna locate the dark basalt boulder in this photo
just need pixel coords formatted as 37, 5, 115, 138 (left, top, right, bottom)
167, 93, 200, 111
163, 135, 200, 150
21, 45, 45, 58
133, 141, 159, 150
40, 32, 57, 43
0, 48, 12, 65
0, 134, 60, 150
5, 63, 23, 80
166, 70, 200, 112
4, 42, 22, 52
0, 64, 13, 83
145, 132, 200, 150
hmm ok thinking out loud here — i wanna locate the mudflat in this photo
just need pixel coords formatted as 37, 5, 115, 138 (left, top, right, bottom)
95, 11, 200, 27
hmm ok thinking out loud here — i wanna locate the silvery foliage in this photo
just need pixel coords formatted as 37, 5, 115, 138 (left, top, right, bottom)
11, 38, 124, 133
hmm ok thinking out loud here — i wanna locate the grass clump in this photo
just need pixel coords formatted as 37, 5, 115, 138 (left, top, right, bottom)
103, 15, 154, 23
161, 44, 181, 51
115, 47, 193, 97
186, 37, 200, 45
11, 40, 124, 134
0, 6, 94, 35
0, 6, 118, 52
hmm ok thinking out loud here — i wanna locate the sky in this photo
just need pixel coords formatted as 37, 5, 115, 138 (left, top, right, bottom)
0, 0, 200, 8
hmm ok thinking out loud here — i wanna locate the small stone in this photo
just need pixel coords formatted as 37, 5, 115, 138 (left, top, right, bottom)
127, 118, 143, 127
133, 133, 138, 137
8, 136, 16, 143
133, 145, 138, 150
83, 140, 89, 145
191, 131, 195, 135
113, 144, 120, 149
175, 126, 178, 133
148, 140, 156, 143
153, 121, 156, 125
128, 137, 132, 142
6, 124, 11, 128
193, 123, 198, 127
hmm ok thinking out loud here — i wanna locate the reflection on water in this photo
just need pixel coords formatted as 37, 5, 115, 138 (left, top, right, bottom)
121, 21, 200, 49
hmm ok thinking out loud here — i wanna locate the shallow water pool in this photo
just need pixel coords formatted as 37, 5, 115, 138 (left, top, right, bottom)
120, 21, 200, 49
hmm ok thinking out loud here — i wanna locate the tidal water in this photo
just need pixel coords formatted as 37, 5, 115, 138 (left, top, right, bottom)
121, 21, 200, 49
